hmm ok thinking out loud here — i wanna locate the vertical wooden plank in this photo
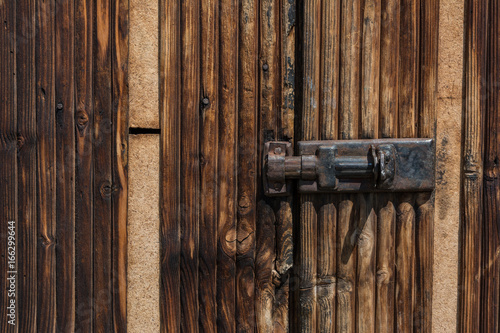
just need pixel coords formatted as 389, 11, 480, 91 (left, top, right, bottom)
16, 0, 37, 330
317, 1, 339, 332
255, 202, 276, 332
94, 0, 113, 329
179, 0, 200, 331
379, 0, 399, 139
376, 1, 398, 332
159, 0, 181, 330
395, 195, 415, 333
482, 0, 498, 331
459, 0, 487, 332
199, 0, 219, 331
337, 0, 361, 332
112, 0, 129, 329
36, 0, 57, 330
74, 0, 94, 329
273, 1, 296, 330
375, 198, 395, 333
218, 0, 238, 330
398, 0, 419, 138
414, 1, 438, 331
237, 0, 258, 331
357, 1, 381, 332
0, 0, 17, 331
55, 0, 76, 330
298, 0, 320, 331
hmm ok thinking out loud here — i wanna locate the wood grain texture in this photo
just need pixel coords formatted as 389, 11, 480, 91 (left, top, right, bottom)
111, 0, 129, 329
298, 0, 321, 331
217, 0, 238, 330
54, 0, 76, 330
35, 0, 57, 329
159, 0, 181, 330
199, 0, 219, 331
459, 0, 487, 332
179, 0, 201, 331
481, 1, 498, 331
395, 196, 415, 333
280, 0, 296, 142
0, 0, 18, 331
16, 0, 37, 330
75, 0, 94, 329
94, 0, 113, 330
237, 0, 258, 330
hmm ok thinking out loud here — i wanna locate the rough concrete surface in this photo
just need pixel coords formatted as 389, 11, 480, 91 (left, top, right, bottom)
129, 0, 159, 128
433, 0, 464, 332
127, 134, 160, 332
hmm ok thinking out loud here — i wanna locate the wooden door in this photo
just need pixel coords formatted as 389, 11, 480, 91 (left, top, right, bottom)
159, 0, 438, 332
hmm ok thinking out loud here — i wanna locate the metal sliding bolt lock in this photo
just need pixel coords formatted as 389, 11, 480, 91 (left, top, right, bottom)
263, 138, 435, 196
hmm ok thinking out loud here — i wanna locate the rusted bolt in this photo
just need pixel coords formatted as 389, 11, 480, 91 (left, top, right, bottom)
262, 63, 269, 71
202, 97, 210, 106
274, 147, 282, 154
57, 103, 63, 110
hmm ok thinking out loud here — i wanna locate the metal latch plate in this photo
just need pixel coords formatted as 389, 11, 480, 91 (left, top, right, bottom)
263, 138, 435, 196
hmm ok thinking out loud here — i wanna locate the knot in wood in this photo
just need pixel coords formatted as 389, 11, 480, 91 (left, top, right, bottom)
17, 135, 25, 149
76, 111, 89, 130
100, 182, 113, 198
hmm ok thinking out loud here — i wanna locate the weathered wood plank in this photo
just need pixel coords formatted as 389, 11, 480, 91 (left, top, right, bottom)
0, 0, 18, 331
376, 1, 398, 331
74, 0, 94, 329
481, 1, 498, 331
218, 0, 238, 330
459, 0, 487, 331
280, 0, 296, 142
16, 0, 37, 330
159, 0, 181, 330
54, 0, 76, 330
396, 196, 415, 333
93, 0, 113, 330
236, 0, 258, 331
379, 0, 399, 139
179, 0, 201, 331
255, 202, 276, 332
35, 0, 57, 330
199, 0, 219, 331
298, 0, 321, 331
111, 0, 129, 329
398, 0, 419, 138
375, 198, 395, 333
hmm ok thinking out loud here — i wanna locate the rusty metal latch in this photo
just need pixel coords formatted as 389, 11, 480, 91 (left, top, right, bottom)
263, 139, 435, 196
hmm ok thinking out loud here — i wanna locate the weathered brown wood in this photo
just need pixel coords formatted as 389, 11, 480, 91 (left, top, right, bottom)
236, 0, 258, 331
395, 196, 415, 333
159, 0, 181, 330
217, 0, 238, 330
459, 0, 487, 332
280, 0, 296, 142
199, 0, 219, 331
415, 193, 434, 332
274, 199, 293, 332
255, 201, 276, 332
481, 1, 499, 331
317, 199, 336, 333
94, 0, 113, 330
336, 198, 357, 333
376, 1, 398, 331
398, 0, 419, 138
74, 0, 94, 329
16, 0, 37, 330
298, 0, 321, 331
0, 0, 18, 331
35, 0, 57, 330
357, 1, 381, 332
55, 0, 76, 330
111, 0, 129, 329
179, 0, 201, 331
375, 198, 395, 333
337, 0, 361, 332
379, 0, 399, 139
